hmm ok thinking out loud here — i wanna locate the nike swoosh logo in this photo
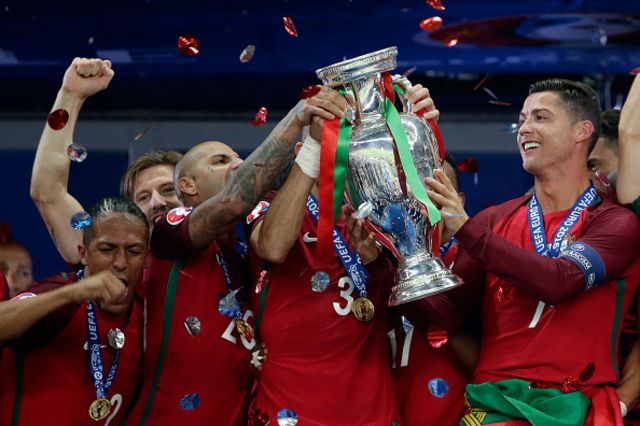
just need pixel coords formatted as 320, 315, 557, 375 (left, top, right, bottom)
83, 342, 108, 351
302, 232, 318, 243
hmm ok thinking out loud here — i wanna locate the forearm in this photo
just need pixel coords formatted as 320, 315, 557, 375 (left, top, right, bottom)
30, 90, 84, 203
0, 286, 75, 345
188, 105, 304, 248
618, 75, 640, 204
252, 165, 314, 263
617, 341, 640, 411
455, 219, 584, 304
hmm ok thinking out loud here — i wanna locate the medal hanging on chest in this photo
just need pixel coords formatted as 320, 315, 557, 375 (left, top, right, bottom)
85, 302, 125, 422
306, 194, 374, 322
216, 251, 255, 340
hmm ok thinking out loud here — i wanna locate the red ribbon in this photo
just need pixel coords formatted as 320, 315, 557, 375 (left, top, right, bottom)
318, 117, 341, 259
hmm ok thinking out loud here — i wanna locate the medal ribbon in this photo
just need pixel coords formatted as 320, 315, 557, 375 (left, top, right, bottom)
527, 183, 598, 258
217, 249, 245, 320
440, 236, 456, 258
307, 193, 369, 297
86, 301, 122, 400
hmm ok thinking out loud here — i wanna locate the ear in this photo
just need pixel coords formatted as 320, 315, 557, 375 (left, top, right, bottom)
178, 176, 197, 197
78, 244, 88, 266
575, 120, 595, 145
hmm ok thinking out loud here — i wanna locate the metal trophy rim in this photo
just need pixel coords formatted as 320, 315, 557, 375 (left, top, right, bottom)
315, 46, 398, 86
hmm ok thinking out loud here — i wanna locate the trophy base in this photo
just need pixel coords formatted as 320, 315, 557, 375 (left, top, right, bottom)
388, 252, 463, 307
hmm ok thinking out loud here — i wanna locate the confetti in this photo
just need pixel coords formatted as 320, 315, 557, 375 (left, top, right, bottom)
426, 0, 445, 11
70, 212, 92, 230
427, 326, 448, 348
47, 109, 69, 130
134, 126, 152, 142
473, 75, 489, 91
444, 36, 458, 47
419, 16, 443, 32
177, 34, 200, 56
401, 66, 417, 77
66, 143, 88, 162
252, 107, 268, 127
283, 16, 298, 37
240, 45, 256, 63
458, 158, 479, 173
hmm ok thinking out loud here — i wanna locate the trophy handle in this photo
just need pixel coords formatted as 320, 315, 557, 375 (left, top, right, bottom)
390, 74, 414, 114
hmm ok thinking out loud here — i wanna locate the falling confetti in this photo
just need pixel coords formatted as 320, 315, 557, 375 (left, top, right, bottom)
473, 74, 489, 91
488, 100, 512, 106
240, 45, 256, 63
482, 86, 499, 101
66, 143, 88, 162
503, 123, 519, 133
252, 107, 268, 127
590, 28, 607, 46
401, 66, 417, 77
419, 17, 443, 32
177, 34, 200, 56
47, 109, 69, 130
179, 394, 201, 411
299, 85, 321, 100
444, 36, 458, 47
87, 37, 94, 45
70, 211, 92, 230
426, 0, 445, 11
578, 362, 596, 382
427, 326, 448, 348
134, 126, 152, 142
428, 378, 449, 398
283, 16, 298, 37
458, 158, 479, 173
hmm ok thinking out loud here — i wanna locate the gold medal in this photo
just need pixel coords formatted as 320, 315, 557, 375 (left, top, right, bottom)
88, 398, 111, 421
235, 318, 255, 340
352, 297, 375, 322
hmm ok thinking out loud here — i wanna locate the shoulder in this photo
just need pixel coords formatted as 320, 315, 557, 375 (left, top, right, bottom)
471, 195, 530, 225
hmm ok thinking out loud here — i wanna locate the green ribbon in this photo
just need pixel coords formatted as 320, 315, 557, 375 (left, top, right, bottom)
465, 379, 591, 426
139, 259, 185, 426
384, 97, 441, 225
332, 114, 354, 221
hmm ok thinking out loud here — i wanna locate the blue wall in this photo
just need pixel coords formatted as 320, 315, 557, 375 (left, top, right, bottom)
2, 150, 533, 280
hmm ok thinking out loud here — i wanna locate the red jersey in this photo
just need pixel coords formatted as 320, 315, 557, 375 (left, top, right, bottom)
249, 208, 400, 425
0, 271, 144, 426
469, 201, 640, 385
126, 211, 254, 426
390, 242, 472, 426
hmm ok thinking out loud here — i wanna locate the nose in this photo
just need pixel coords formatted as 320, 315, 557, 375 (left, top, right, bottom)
112, 248, 127, 272
149, 190, 167, 211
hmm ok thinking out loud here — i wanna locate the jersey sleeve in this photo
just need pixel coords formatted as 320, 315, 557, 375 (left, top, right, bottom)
151, 208, 203, 260
455, 201, 640, 304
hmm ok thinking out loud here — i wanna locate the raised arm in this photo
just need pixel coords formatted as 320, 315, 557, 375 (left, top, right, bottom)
617, 74, 640, 204
30, 58, 114, 264
185, 87, 348, 250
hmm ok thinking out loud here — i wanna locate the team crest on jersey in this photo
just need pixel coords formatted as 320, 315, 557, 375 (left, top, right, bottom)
166, 207, 193, 226
11, 292, 36, 301
560, 233, 576, 252
246, 201, 270, 224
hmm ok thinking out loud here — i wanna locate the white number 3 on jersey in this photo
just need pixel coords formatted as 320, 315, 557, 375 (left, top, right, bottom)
333, 277, 355, 316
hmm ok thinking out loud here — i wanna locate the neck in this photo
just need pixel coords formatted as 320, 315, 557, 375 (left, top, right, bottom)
534, 172, 591, 213
311, 184, 319, 198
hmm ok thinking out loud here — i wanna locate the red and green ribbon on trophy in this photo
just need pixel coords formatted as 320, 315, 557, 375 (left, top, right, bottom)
316, 72, 443, 259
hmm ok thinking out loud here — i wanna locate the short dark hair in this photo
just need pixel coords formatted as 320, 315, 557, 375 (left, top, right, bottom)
528, 78, 602, 152
598, 109, 620, 154
443, 152, 460, 192
120, 150, 183, 200
83, 197, 149, 246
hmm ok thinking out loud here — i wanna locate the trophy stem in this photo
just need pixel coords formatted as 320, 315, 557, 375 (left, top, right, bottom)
388, 251, 463, 307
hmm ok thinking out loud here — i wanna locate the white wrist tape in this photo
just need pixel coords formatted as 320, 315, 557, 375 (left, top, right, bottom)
295, 135, 321, 179
620, 401, 628, 418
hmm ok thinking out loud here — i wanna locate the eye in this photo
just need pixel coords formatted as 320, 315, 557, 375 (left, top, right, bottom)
162, 187, 175, 194
137, 194, 150, 203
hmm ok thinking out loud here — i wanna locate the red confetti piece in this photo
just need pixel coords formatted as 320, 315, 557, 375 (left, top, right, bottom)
177, 34, 200, 56
0, 222, 10, 244
401, 66, 417, 77
252, 107, 268, 127
283, 16, 298, 37
629, 67, 640, 75
239, 44, 256, 63
427, 0, 445, 11
578, 362, 596, 382
47, 109, 69, 130
561, 376, 579, 393
299, 85, 321, 100
488, 100, 512, 106
458, 158, 479, 173
427, 326, 448, 348
594, 169, 611, 188
473, 74, 489, 91
419, 16, 443, 32
444, 37, 459, 47
495, 286, 505, 302
255, 269, 268, 294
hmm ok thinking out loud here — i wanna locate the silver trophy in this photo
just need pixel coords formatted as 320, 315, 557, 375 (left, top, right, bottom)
316, 46, 463, 306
